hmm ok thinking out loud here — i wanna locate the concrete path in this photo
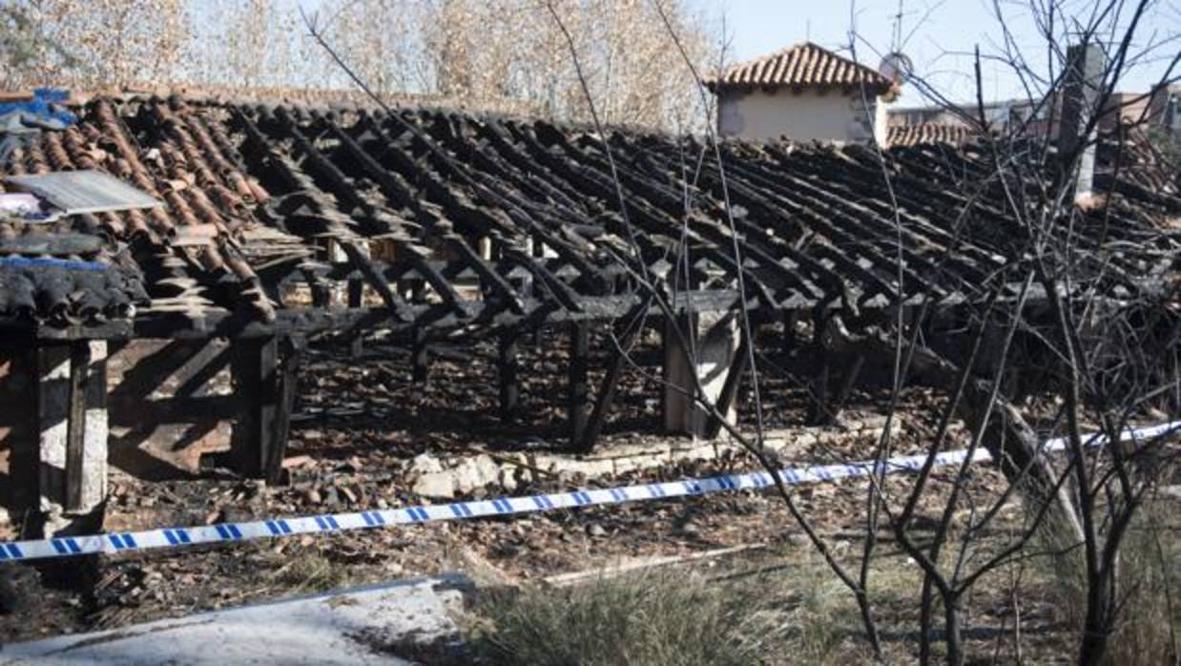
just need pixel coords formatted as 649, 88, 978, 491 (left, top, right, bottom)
0, 575, 469, 665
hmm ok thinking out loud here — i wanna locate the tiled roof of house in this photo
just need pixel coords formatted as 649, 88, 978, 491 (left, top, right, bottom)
0, 96, 1176, 335
886, 123, 976, 147
707, 42, 894, 94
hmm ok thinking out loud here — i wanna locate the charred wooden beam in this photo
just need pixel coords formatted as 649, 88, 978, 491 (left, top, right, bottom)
498, 330, 520, 423
412, 326, 429, 384
578, 298, 653, 452
7, 341, 108, 537
568, 322, 591, 447
64, 342, 90, 511
347, 277, 364, 357
230, 335, 299, 482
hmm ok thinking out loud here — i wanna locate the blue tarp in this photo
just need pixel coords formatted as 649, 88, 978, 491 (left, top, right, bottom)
0, 88, 76, 162
0, 87, 76, 129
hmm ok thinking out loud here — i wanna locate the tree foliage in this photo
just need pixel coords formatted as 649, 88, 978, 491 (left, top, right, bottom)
0, 0, 713, 131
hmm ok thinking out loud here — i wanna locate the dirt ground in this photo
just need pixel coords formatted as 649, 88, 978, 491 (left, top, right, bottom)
0, 331, 1175, 663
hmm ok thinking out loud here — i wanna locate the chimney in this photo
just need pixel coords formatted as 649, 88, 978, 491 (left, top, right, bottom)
1059, 42, 1106, 200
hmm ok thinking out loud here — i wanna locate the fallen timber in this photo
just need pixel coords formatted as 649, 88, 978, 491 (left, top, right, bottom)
0, 94, 1177, 540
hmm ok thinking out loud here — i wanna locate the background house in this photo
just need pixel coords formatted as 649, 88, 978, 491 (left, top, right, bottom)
707, 42, 899, 145
888, 85, 1181, 142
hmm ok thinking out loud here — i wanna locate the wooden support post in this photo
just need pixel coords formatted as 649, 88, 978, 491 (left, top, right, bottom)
7, 347, 40, 519
568, 323, 590, 447
705, 334, 751, 439
310, 281, 330, 308
781, 311, 799, 356
809, 354, 831, 425
9, 341, 108, 537
64, 342, 90, 512
231, 336, 299, 482
347, 277, 364, 357
663, 312, 739, 438
580, 306, 651, 452
412, 327, 429, 384
829, 354, 866, 423
580, 345, 627, 453
498, 330, 520, 423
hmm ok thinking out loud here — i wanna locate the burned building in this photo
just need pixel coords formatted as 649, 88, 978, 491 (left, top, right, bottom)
0, 93, 1178, 539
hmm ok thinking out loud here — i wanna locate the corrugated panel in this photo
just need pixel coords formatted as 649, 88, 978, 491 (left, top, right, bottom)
4, 169, 162, 215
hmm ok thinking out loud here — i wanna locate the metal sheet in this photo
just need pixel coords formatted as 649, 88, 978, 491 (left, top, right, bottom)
4, 169, 162, 215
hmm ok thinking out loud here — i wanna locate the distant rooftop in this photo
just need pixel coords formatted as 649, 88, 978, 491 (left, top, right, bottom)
706, 41, 895, 96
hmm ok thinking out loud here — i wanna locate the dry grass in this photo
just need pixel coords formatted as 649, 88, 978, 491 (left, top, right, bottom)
466, 569, 784, 665
1030, 497, 1181, 665
266, 551, 354, 595
462, 552, 913, 666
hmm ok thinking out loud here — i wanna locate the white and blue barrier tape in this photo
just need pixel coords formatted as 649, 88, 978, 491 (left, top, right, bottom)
2, 421, 1177, 563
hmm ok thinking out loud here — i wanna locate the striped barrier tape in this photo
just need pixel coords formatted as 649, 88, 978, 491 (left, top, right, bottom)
1, 421, 1177, 562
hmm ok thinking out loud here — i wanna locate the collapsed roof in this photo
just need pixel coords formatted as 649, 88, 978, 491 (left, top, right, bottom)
0, 96, 1177, 340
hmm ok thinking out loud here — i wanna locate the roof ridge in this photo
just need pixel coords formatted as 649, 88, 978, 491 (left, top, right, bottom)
706, 40, 893, 93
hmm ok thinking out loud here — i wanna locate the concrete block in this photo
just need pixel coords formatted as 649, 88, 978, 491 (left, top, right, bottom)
663, 312, 739, 438
4, 576, 469, 665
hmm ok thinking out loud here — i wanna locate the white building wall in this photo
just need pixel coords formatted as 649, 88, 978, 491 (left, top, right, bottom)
717, 88, 888, 145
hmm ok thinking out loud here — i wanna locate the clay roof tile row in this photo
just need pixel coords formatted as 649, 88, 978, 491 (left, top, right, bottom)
708, 42, 894, 94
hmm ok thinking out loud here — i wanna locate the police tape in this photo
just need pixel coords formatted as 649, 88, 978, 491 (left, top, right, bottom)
2, 421, 1177, 562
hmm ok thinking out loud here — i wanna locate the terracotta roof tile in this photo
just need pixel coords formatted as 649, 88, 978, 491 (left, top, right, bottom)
886, 123, 976, 147
708, 42, 894, 94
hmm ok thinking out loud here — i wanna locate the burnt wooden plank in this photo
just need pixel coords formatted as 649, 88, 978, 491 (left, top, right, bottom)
230, 336, 287, 479
412, 326, 429, 384
498, 330, 520, 423
568, 322, 591, 448
64, 341, 90, 511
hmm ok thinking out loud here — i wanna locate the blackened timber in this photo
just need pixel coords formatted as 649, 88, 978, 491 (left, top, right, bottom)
230, 336, 280, 479
399, 245, 468, 317
763, 144, 993, 288
318, 113, 421, 212
348, 277, 364, 357
266, 336, 301, 483
270, 107, 385, 230
498, 330, 520, 423
232, 107, 308, 194
502, 249, 584, 312
339, 241, 414, 323
412, 326, 429, 383
64, 341, 90, 511
782, 311, 799, 355
448, 236, 526, 314
568, 322, 591, 447
580, 298, 653, 452
828, 353, 866, 424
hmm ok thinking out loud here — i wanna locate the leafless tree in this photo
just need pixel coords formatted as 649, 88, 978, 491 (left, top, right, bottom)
303, 0, 1180, 664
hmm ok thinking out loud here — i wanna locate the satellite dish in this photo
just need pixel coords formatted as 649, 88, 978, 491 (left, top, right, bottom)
878, 52, 914, 85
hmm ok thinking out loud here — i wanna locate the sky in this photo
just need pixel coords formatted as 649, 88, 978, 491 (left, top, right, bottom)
689, 0, 1181, 107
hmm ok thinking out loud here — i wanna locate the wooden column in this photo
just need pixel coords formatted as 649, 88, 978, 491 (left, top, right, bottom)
411, 327, 429, 384
781, 310, 799, 356
662, 312, 739, 438
9, 341, 108, 538
498, 330, 520, 423
231, 336, 299, 482
568, 323, 590, 447
705, 333, 751, 439
347, 277, 364, 358
807, 310, 831, 425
